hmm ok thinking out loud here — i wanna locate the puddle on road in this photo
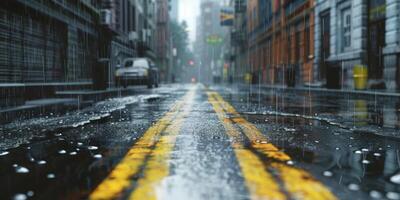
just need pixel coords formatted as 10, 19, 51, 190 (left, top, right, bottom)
0, 91, 175, 200
0, 94, 165, 151
241, 114, 400, 198
218, 90, 400, 199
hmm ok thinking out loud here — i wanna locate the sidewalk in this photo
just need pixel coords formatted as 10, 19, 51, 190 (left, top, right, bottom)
0, 86, 147, 124
238, 84, 400, 100
0, 98, 78, 124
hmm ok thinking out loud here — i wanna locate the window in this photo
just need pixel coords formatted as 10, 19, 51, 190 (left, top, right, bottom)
341, 8, 351, 51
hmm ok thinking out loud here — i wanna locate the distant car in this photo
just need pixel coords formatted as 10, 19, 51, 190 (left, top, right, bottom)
115, 58, 159, 88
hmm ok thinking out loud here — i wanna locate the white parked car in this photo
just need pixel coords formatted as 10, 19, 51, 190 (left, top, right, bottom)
115, 58, 159, 88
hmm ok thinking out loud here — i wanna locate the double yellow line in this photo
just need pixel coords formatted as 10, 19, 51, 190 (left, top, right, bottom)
90, 88, 195, 200
90, 87, 336, 200
207, 91, 337, 200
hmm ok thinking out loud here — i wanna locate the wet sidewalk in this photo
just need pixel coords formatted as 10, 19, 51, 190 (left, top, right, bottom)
239, 84, 400, 100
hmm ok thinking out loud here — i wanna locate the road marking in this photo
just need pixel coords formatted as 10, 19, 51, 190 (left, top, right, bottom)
129, 91, 193, 200
208, 91, 337, 200
208, 94, 286, 200
90, 89, 194, 200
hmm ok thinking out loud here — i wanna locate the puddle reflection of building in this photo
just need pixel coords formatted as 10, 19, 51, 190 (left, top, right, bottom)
342, 147, 400, 192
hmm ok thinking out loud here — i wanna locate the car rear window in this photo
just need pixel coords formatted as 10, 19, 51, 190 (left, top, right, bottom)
124, 60, 133, 67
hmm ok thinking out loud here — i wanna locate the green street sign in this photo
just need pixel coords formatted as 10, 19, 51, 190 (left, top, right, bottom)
206, 35, 223, 45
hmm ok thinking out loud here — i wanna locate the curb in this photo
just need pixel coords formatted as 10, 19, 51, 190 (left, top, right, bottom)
238, 84, 400, 100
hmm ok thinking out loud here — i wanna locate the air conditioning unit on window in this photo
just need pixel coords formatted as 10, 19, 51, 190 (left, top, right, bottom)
100, 9, 112, 25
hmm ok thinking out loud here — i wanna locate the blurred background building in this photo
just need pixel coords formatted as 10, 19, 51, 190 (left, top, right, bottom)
195, 0, 228, 83
100, 0, 157, 87
156, 0, 172, 82
169, 0, 179, 22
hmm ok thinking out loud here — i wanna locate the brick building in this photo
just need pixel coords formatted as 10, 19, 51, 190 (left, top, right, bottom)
156, 0, 172, 82
247, 0, 315, 85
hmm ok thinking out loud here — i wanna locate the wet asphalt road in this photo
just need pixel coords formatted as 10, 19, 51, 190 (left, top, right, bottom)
1, 84, 400, 200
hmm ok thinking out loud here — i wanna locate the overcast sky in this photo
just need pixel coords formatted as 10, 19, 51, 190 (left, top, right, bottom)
178, 0, 200, 43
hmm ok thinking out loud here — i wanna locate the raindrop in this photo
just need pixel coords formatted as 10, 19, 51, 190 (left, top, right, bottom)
47, 173, 56, 179
0, 151, 9, 156
373, 153, 381, 157
12, 164, 18, 168
335, 147, 340, 150
284, 128, 296, 132
93, 154, 103, 159
29, 158, 35, 162
315, 140, 319, 144
27, 191, 34, 197
54, 133, 62, 137
88, 146, 98, 150
390, 174, 400, 184
37, 160, 47, 165
69, 152, 77, 156
58, 150, 67, 154
13, 194, 27, 200
348, 183, 360, 191
323, 171, 333, 177
362, 160, 370, 164
77, 142, 83, 146
286, 160, 294, 165
16, 166, 29, 174
370, 190, 382, 199
355, 150, 362, 154
362, 148, 369, 152
387, 192, 400, 200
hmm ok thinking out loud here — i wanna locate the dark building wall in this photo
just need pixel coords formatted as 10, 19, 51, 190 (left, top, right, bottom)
0, 0, 99, 84
0, 0, 99, 108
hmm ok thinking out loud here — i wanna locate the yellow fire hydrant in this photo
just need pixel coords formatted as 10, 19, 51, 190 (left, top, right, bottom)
353, 65, 368, 90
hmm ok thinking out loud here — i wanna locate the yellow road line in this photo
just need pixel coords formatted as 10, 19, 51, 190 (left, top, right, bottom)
208, 91, 337, 200
208, 94, 286, 200
90, 90, 193, 200
129, 91, 194, 200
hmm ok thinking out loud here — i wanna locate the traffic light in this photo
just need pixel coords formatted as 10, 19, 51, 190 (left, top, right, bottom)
189, 60, 195, 66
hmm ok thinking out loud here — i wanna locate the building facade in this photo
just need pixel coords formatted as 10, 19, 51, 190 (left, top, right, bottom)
0, 0, 159, 108
0, 0, 99, 85
233, 0, 400, 90
0, 0, 100, 107
156, 0, 172, 82
229, 0, 248, 82
314, 0, 400, 89
247, 0, 315, 85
